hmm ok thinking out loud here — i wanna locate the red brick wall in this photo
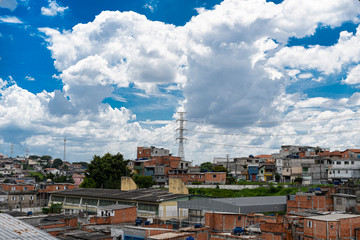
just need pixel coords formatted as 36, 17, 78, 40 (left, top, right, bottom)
137, 147, 151, 159
204, 172, 226, 184
90, 206, 137, 224
287, 194, 333, 212
40, 184, 76, 193
1, 184, 34, 191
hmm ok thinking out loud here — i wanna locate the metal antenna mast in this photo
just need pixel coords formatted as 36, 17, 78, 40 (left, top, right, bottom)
176, 112, 186, 160
25, 148, 29, 159
63, 137, 66, 162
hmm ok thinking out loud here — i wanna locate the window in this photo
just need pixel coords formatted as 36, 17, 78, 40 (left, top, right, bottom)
56, 186, 60, 190
261, 170, 264, 174
23, 187, 28, 191
11, 196, 16, 201
307, 221, 312, 228
30, 196, 34, 200
52, 196, 65, 202
338, 170, 340, 174
238, 216, 241, 221
65, 197, 81, 204
352, 161, 354, 164
346, 170, 348, 174
99, 200, 116, 206
19, 196, 24, 201
330, 224, 333, 229
336, 161, 341, 165
11, 187, 16, 191
345, 161, 349, 165
82, 198, 98, 206
329, 171, 332, 174
213, 175, 216, 178
64, 186, 67, 190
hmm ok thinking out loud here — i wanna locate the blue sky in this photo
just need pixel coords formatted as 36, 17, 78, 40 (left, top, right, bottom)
1, 0, 360, 163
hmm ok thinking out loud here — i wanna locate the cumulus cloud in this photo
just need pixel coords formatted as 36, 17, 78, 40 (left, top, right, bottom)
41, 0, 68, 16
343, 64, 360, 85
0, 0, 18, 11
3, 0, 360, 161
0, 16, 22, 24
25, 75, 35, 81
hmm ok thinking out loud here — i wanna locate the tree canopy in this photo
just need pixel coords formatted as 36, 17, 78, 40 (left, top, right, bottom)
41, 155, 52, 161
133, 175, 155, 188
200, 162, 213, 172
213, 165, 228, 172
80, 153, 130, 189
53, 158, 63, 169
73, 161, 88, 168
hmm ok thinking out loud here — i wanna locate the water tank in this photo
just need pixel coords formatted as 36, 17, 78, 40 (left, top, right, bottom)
144, 221, 150, 225
233, 227, 244, 235
186, 237, 194, 240
194, 223, 202, 228
135, 219, 143, 226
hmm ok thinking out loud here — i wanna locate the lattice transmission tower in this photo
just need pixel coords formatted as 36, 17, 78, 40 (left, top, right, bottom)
176, 112, 186, 160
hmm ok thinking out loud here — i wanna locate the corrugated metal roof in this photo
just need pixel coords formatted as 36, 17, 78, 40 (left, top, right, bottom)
0, 213, 59, 240
51, 188, 189, 202
178, 196, 287, 213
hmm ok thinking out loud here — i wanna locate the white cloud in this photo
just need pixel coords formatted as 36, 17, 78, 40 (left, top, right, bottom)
0, 0, 18, 11
3, 0, 360, 161
297, 73, 312, 79
268, 28, 360, 75
144, 0, 159, 12
0, 16, 22, 24
343, 64, 360, 85
25, 75, 35, 81
41, 0, 68, 16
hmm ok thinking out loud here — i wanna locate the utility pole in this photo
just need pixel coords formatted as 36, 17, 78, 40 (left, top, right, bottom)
226, 154, 229, 172
176, 112, 186, 160
10, 143, 13, 158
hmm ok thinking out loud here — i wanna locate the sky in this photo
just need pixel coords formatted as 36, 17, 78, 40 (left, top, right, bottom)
1, 0, 360, 163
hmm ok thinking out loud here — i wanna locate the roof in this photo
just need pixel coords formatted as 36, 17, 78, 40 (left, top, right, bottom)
97, 204, 134, 210
347, 149, 360, 153
306, 213, 360, 221
331, 193, 356, 198
254, 155, 272, 158
178, 196, 286, 213
0, 213, 58, 239
147, 232, 192, 239
51, 188, 189, 203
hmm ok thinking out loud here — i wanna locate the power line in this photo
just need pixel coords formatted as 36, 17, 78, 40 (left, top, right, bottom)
186, 112, 360, 126
187, 128, 360, 137
187, 138, 360, 151
186, 139, 276, 149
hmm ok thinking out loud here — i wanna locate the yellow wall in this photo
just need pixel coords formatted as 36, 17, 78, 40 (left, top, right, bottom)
121, 177, 138, 191
169, 178, 188, 194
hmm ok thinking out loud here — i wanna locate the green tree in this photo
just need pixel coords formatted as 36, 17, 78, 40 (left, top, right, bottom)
53, 158, 63, 169
133, 175, 155, 188
41, 155, 52, 161
200, 162, 213, 172
213, 165, 228, 172
80, 153, 129, 189
73, 162, 89, 168
29, 155, 40, 160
